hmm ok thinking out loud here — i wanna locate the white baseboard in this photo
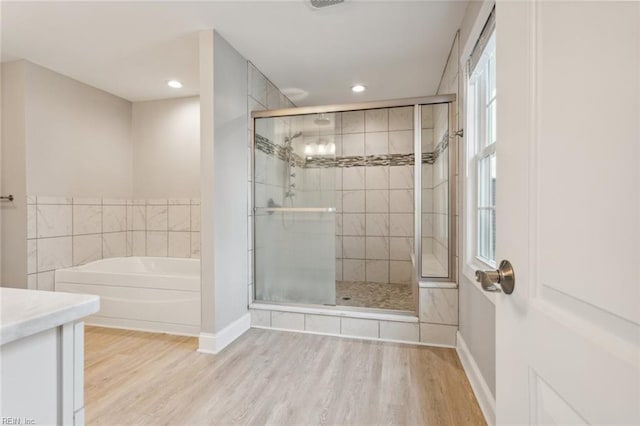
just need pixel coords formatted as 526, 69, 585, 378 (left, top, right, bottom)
456, 331, 496, 426
198, 312, 251, 355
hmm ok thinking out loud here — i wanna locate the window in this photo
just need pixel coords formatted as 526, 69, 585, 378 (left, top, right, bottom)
467, 32, 496, 267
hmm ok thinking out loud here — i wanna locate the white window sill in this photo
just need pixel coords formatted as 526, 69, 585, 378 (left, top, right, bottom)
462, 261, 498, 305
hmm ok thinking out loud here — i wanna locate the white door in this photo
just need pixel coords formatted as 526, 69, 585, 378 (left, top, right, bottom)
494, 1, 639, 424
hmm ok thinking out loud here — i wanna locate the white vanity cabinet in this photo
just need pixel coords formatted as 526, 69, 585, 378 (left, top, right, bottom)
0, 288, 99, 425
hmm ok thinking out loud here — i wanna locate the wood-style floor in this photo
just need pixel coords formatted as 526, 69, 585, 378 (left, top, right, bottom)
84, 326, 485, 425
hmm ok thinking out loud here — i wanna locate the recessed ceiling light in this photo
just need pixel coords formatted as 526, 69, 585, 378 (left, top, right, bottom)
167, 80, 183, 89
351, 84, 366, 93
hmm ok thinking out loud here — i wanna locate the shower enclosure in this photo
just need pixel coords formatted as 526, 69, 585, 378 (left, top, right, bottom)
252, 96, 456, 312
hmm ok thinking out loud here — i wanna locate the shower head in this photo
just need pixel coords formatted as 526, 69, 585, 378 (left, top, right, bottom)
314, 113, 331, 126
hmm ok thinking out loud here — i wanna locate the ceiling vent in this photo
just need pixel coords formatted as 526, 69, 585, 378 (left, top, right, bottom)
310, 0, 345, 9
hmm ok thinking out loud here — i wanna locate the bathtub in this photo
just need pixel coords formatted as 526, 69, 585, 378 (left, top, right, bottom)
55, 257, 200, 336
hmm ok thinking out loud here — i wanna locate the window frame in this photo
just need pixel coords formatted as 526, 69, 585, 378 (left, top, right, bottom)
465, 31, 497, 277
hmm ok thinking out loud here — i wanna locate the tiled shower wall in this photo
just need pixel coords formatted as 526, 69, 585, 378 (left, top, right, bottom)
421, 106, 435, 260
335, 107, 415, 285
431, 104, 450, 269
421, 103, 450, 275
26, 196, 200, 290
250, 105, 451, 286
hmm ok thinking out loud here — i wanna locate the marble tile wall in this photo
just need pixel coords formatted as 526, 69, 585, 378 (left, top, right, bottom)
432, 103, 450, 270
252, 103, 449, 284
128, 198, 200, 259
420, 101, 451, 277
250, 308, 457, 346
419, 287, 458, 325
335, 106, 415, 285
27, 196, 200, 290
421, 105, 436, 260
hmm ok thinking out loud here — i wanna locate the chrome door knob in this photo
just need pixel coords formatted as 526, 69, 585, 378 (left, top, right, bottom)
475, 260, 515, 294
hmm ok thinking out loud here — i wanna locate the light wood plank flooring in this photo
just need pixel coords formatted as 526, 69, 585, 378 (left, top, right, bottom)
85, 326, 485, 425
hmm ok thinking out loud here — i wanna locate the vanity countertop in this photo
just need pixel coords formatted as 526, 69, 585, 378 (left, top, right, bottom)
0, 287, 99, 346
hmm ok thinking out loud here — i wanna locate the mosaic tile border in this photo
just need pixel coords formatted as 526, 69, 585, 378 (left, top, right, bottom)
255, 134, 305, 167
432, 130, 450, 162
255, 130, 449, 169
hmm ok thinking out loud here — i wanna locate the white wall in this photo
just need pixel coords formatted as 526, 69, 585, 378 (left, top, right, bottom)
211, 32, 249, 332
199, 30, 215, 337
132, 97, 200, 199
1, 61, 28, 287
1, 62, 3, 281
200, 30, 251, 338
459, 273, 496, 391
23, 61, 132, 198
200, 30, 296, 349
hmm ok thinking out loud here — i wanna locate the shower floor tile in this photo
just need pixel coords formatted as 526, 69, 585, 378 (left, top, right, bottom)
336, 281, 414, 311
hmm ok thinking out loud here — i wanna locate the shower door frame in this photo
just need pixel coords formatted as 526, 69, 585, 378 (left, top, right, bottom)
413, 101, 459, 284
250, 94, 457, 309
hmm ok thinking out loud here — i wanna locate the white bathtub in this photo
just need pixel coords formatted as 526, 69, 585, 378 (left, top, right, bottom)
55, 257, 200, 336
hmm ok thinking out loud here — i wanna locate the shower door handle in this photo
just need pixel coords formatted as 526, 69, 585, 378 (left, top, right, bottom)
254, 207, 336, 213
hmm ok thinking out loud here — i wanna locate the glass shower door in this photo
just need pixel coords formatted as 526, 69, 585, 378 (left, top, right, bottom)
420, 103, 451, 279
254, 113, 337, 305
